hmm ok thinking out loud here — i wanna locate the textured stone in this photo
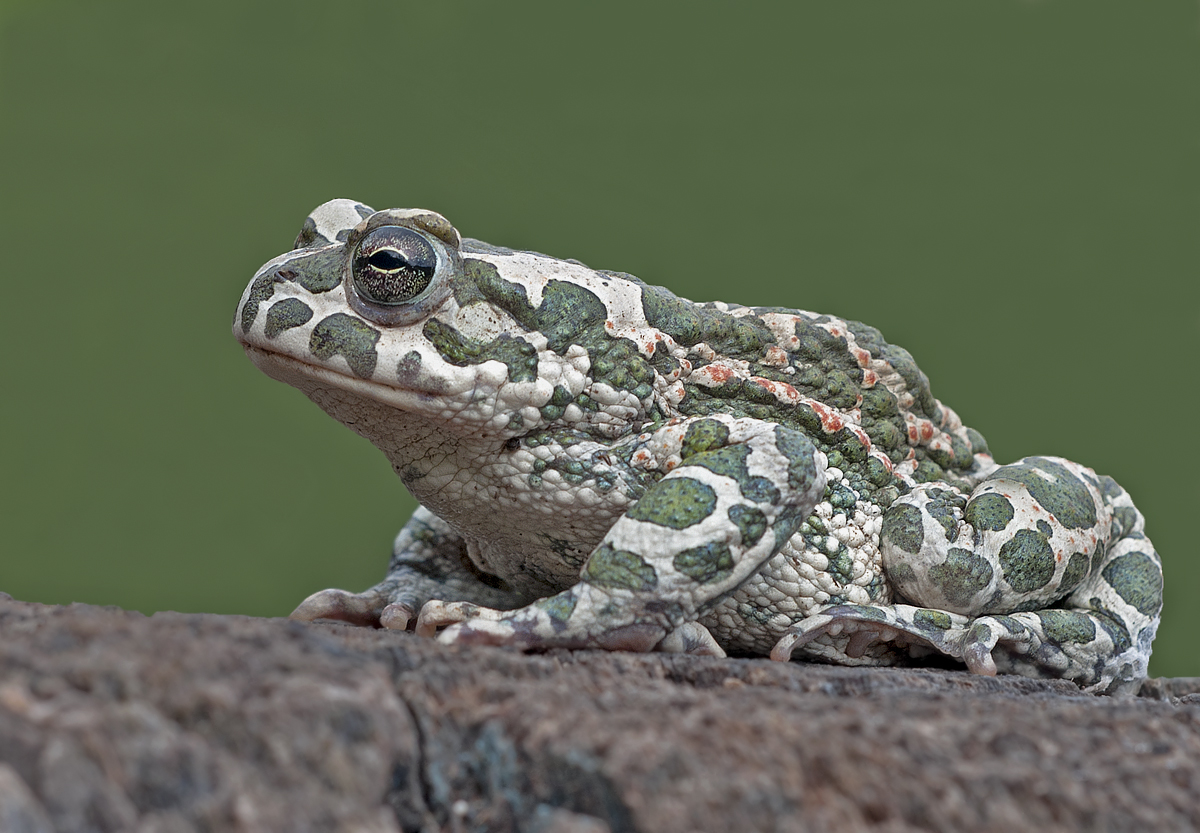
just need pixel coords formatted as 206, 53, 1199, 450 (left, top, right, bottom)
0, 594, 1197, 832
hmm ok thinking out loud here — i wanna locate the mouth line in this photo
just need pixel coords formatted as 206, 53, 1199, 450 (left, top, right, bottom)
240, 343, 420, 409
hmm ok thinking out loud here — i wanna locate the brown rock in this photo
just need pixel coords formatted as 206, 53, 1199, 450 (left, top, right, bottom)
0, 594, 1197, 832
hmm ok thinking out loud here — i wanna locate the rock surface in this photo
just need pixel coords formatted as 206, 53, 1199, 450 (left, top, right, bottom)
0, 594, 1197, 833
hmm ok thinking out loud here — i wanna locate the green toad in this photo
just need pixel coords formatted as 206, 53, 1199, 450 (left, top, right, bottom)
234, 200, 1162, 694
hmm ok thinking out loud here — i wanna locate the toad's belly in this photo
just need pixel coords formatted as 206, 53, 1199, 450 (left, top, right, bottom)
700, 539, 893, 659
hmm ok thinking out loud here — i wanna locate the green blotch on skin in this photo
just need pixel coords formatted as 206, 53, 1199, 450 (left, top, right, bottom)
965, 622, 993, 653
471, 261, 664, 396
882, 504, 925, 555
688, 444, 780, 505
913, 608, 952, 630
1090, 598, 1132, 654
535, 591, 579, 623
641, 284, 704, 346
288, 246, 345, 293
820, 369, 858, 411
681, 419, 731, 458
264, 298, 314, 339
584, 544, 658, 591
912, 459, 946, 484
993, 457, 1097, 530
423, 318, 539, 383
965, 493, 1015, 533
587, 338, 655, 394
241, 274, 279, 333
628, 477, 717, 529
998, 528, 1056, 593
541, 388, 573, 421
673, 541, 735, 584
697, 305, 774, 357
887, 562, 917, 588
673, 309, 989, 484
1059, 551, 1090, 595
467, 258, 539, 322
866, 575, 885, 601
859, 382, 899, 416
309, 313, 380, 378
1111, 506, 1140, 539
241, 249, 346, 334
989, 615, 1025, 635
828, 548, 853, 584
396, 350, 423, 385
864, 457, 893, 489
540, 280, 614, 352
641, 285, 776, 358
1096, 474, 1124, 500
928, 547, 993, 610
1036, 609, 1096, 644
476, 265, 608, 354
875, 486, 900, 509
295, 216, 322, 247
787, 318, 868, 412
929, 433, 973, 471
728, 504, 767, 548
924, 491, 963, 541
828, 483, 857, 511
772, 425, 819, 493
650, 346, 682, 380
1101, 552, 1163, 617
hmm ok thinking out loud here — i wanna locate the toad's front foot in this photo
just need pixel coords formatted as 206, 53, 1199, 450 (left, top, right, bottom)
289, 587, 416, 630
417, 598, 726, 656
416, 595, 667, 653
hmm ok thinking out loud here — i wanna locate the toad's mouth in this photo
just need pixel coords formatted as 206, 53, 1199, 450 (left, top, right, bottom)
241, 344, 440, 413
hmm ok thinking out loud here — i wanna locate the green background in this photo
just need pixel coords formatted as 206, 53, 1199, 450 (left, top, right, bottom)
1, 1, 1196, 677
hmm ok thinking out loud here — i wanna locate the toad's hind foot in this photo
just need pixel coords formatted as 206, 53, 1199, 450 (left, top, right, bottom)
771, 602, 1150, 694
770, 604, 974, 666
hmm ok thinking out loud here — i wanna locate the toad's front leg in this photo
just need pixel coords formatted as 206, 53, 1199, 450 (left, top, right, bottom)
426, 418, 827, 654
289, 506, 531, 629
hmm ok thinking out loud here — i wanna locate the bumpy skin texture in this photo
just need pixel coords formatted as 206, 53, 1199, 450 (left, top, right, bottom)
235, 200, 1162, 694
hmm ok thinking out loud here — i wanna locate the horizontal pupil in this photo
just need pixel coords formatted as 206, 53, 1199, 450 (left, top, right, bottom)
368, 249, 409, 271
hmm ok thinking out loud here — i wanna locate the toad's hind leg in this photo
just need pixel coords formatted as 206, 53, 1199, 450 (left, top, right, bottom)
776, 457, 1162, 694
960, 476, 1161, 694
889, 456, 1161, 693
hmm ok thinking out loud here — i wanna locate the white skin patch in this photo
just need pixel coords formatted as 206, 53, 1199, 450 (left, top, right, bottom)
309, 199, 369, 242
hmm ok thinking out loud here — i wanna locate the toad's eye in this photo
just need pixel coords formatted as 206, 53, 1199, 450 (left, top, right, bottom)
351, 227, 437, 305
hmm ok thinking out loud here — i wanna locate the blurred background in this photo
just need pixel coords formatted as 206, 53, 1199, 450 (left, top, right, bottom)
1, 0, 1195, 677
